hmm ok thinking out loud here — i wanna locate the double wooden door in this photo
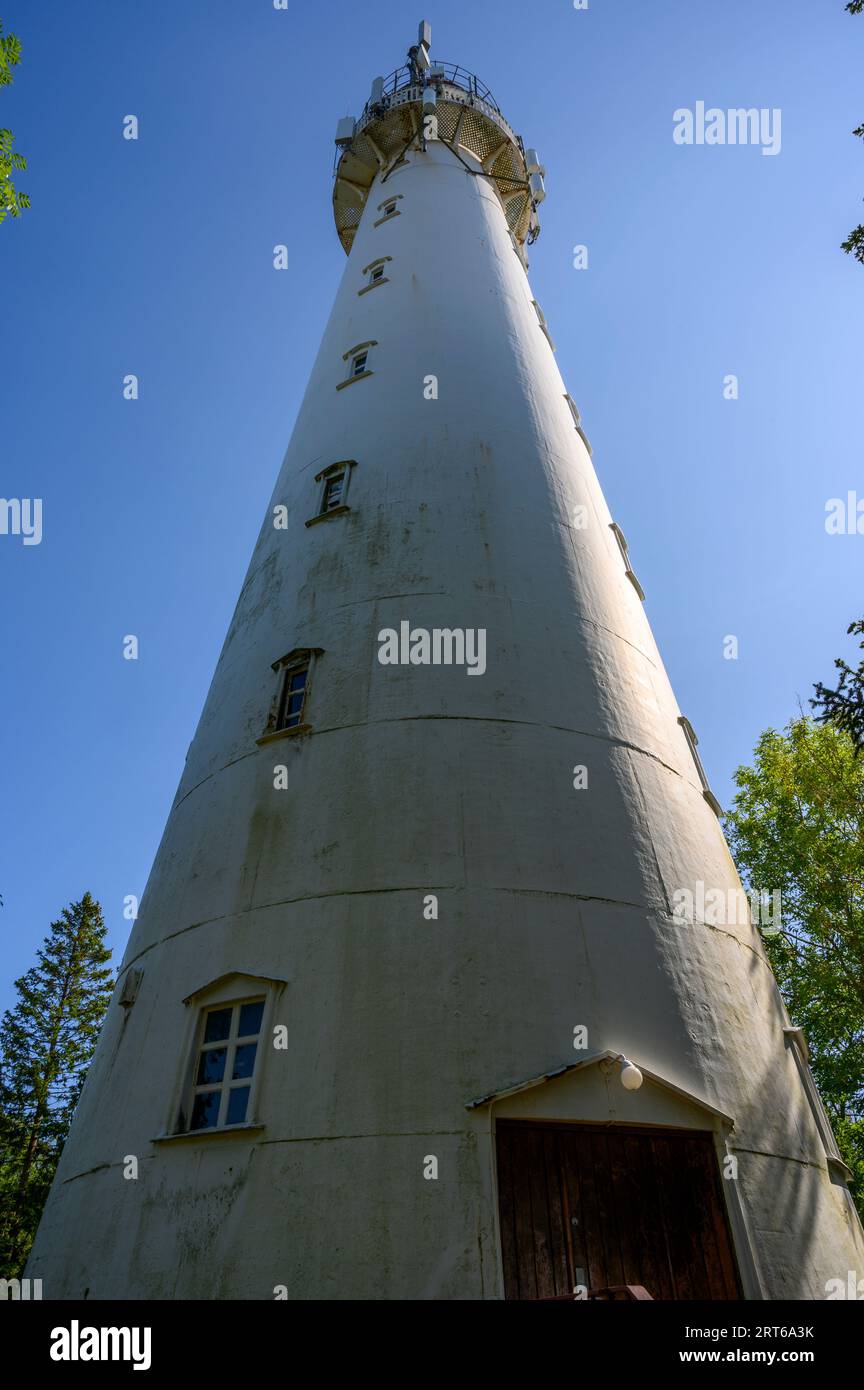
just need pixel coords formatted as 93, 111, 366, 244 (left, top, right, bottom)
495, 1120, 741, 1300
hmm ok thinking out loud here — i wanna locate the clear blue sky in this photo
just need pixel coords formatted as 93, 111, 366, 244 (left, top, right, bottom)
1, 0, 862, 1013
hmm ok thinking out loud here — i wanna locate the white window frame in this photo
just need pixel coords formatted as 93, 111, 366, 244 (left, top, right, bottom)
337, 340, 377, 390
374, 193, 403, 227
275, 659, 310, 732
784, 1028, 852, 1180
609, 521, 646, 601
563, 391, 593, 453
161, 972, 288, 1141
186, 996, 266, 1132
322, 472, 345, 510
678, 715, 722, 817
359, 256, 391, 294
257, 647, 324, 743
306, 459, 357, 527
531, 299, 556, 351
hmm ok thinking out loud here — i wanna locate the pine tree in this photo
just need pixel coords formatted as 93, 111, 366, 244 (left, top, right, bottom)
811, 619, 864, 753
0, 893, 114, 1275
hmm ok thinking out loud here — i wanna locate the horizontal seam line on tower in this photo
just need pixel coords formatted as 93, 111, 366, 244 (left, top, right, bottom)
57, 1133, 473, 1184
257, 1130, 465, 1146
171, 719, 686, 814
726, 1146, 829, 1170
224, 581, 661, 679
120, 889, 654, 972
119, 893, 771, 977
58, 1134, 819, 1189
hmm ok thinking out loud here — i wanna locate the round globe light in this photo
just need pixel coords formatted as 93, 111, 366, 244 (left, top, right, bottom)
620, 1058, 643, 1091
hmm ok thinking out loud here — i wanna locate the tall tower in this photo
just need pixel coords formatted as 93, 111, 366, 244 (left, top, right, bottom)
30, 23, 864, 1301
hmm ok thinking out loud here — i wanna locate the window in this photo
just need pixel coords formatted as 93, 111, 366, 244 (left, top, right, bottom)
565, 392, 593, 453
373, 193, 403, 227
359, 256, 391, 295
277, 663, 309, 731
609, 522, 646, 601
306, 459, 357, 527
784, 1028, 852, 1181
531, 299, 556, 351
337, 341, 376, 390
189, 999, 264, 1131
678, 716, 722, 817
257, 647, 323, 742
158, 971, 288, 1144
322, 472, 344, 511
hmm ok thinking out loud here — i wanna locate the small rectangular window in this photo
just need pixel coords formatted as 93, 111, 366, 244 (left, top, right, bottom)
531, 299, 556, 351
306, 460, 356, 527
321, 472, 345, 513
277, 665, 309, 731
609, 522, 646, 601
337, 343, 376, 390
678, 716, 722, 817
359, 258, 391, 295
784, 1028, 850, 1179
190, 999, 264, 1131
258, 647, 322, 741
373, 195, 403, 228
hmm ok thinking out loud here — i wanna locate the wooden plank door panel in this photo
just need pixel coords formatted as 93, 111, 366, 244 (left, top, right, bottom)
495, 1121, 742, 1301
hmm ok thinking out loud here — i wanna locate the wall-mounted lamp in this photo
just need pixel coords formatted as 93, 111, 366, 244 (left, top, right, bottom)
619, 1057, 644, 1091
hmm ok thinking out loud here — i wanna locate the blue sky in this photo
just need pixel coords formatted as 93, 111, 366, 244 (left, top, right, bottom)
1, 0, 862, 1013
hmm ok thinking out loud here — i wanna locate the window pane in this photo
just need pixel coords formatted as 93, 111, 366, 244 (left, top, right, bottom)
324, 477, 343, 508
197, 1047, 227, 1084
287, 692, 304, 715
226, 1087, 250, 1125
203, 1008, 232, 1043
289, 670, 307, 691
238, 1000, 264, 1036
232, 1043, 258, 1079
190, 1090, 221, 1130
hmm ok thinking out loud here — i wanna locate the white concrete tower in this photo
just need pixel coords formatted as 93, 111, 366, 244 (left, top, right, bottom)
30, 23, 864, 1300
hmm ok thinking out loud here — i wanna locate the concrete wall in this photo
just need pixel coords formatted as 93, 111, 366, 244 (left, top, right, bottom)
28, 136, 864, 1300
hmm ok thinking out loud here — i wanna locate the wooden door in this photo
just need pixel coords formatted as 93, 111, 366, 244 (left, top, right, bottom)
495, 1120, 741, 1300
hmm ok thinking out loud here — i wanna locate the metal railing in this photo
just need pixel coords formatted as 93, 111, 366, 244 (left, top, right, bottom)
359, 61, 501, 121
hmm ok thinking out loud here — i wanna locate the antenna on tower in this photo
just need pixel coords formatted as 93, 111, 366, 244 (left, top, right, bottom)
408, 19, 432, 80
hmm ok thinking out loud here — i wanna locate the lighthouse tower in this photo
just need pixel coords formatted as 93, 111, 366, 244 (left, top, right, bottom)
30, 23, 864, 1300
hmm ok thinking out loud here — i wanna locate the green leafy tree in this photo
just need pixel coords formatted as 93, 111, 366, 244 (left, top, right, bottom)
843, 2, 864, 261
0, 893, 114, 1275
724, 718, 864, 1214
0, 18, 29, 223
812, 619, 864, 753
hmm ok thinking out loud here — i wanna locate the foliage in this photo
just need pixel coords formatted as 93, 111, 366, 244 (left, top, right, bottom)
812, 619, 864, 753
0, 18, 29, 223
725, 719, 864, 1211
0, 894, 114, 1276
843, 3, 864, 258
